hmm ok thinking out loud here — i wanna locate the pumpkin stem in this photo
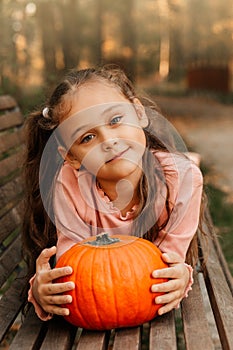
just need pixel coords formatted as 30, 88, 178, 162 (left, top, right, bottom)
85, 233, 120, 246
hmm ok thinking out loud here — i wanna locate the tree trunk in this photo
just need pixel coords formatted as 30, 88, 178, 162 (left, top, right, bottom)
37, 1, 57, 83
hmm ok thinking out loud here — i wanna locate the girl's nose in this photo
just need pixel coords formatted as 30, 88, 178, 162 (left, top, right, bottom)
101, 138, 118, 151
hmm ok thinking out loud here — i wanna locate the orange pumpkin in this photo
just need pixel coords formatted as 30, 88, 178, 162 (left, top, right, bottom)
55, 233, 168, 330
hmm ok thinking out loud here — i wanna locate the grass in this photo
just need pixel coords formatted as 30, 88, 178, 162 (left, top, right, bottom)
205, 182, 233, 274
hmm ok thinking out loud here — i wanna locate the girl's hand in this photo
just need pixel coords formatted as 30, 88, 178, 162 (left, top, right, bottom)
151, 252, 190, 315
32, 246, 75, 316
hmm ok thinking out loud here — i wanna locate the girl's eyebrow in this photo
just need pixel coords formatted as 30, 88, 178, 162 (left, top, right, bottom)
70, 103, 129, 139
101, 103, 126, 116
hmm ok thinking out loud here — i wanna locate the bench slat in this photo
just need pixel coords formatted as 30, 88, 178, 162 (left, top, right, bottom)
0, 201, 22, 244
203, 237, 233, 350
0, 128, 24, 155
181, 272, 214, 349
0, 110, 24, 131
0, 149, 23, 180
40, 317, 77, 350
150, 310, 176, 349
0, 234, 22, 287
0, 267, 28, 343
8, 308, 45, 350
0, 175, 23, 208
76, 330, 109, 350
0, 95, 18, 111
113, 327, 140, 349
212, 230, 233, 294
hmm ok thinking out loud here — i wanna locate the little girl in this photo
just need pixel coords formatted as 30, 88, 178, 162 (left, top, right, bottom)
22, 66, 204, 322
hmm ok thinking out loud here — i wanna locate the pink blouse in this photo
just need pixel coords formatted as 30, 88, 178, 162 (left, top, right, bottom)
54, 150, 203, 261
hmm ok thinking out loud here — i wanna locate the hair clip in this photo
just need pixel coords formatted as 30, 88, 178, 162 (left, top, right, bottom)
42, 107, 50, 118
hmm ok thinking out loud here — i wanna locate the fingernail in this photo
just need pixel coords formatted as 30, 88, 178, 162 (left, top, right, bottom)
151, 285, 158, 292
66, 295, 72, 303
64, 309, 70, 316
65, 267, 72, 274
152, 270, 158, 278
68, 282, 75, 289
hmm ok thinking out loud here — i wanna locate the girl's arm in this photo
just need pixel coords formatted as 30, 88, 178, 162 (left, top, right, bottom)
151, 155, 203, 314
28, 246, 75, 320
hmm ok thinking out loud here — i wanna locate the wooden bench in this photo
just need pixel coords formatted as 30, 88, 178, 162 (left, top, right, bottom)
0, 95, 233, 350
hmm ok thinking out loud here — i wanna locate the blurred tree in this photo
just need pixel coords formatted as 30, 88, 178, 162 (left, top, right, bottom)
93, 0, 103, 65
157, 0, 170, 79
184, 0, 233, 65
118, 0, 137, 80
0, 0, 232, 94
37, 1, 57, 83
59, 0, 81, 70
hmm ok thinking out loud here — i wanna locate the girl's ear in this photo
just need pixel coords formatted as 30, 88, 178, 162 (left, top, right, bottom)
133, 98, 148, 128
58, 146, 81, 169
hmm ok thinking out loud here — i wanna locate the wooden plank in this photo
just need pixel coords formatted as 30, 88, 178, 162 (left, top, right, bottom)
212, 231, 233, 294
0, 95, 17, 111
0, 201, 22, 243
0, 110, 24, 131
113, 327, 141, 350
201, 211, 233, 294
76, 330, 109, 350
0, 128, 24, 155
0, 234, 22, 287
0, 266, 28, 343
181, 272, 214, 350
0, 175, 23, 207
0, 148, 23, 180
150, 311, 177, 350
203, 237, 233, 350
40, 317, 77, 350
8, 308, 46, 350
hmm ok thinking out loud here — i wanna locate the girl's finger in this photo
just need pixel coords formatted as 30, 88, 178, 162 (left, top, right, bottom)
161, 252, 183, 264
152, 265, 179, 279
46, 281, 75, 295
36, 266, 73, 284
151, 279, 179, 293
157, 299, 181, 316
42, 305, 71, 317
44, 293, 73, 306
49, 266, 73, 280
36, 246, 57, 271
155, 290, 180, 305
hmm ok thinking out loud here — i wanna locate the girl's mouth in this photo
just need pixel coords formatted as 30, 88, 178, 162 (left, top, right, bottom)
106, 148, 130, 163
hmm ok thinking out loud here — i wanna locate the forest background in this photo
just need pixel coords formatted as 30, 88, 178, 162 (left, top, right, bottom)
0, 0, 233, 272
1, 0, 233, 107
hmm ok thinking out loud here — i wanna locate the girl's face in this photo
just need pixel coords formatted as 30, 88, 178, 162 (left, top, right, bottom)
60, 80, 148, 185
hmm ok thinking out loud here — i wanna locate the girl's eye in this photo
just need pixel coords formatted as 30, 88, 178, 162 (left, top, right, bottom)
110, 115, 122, 125
80, 134, 95, 144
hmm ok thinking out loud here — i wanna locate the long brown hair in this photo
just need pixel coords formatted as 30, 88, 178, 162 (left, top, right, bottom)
22, 65, 206, 278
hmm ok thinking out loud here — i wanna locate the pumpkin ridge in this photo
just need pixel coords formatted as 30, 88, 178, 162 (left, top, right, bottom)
125, 241, 157, 324
72, 249, 88, 326
109, 243, 141, 327
138, 240, 168, 320
123, 244, 140, 323
90, 246, 105, 329
75, 248, 98, 329
109, 248, 120, 327
132, 241, 159, 322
